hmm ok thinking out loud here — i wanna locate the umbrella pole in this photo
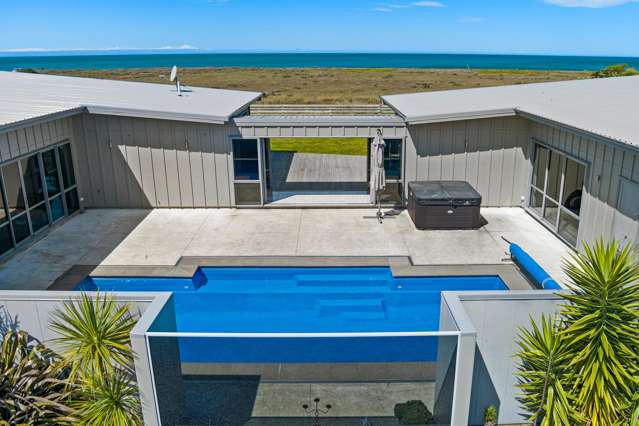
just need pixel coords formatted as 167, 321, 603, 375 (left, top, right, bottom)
377, 191, 383, 223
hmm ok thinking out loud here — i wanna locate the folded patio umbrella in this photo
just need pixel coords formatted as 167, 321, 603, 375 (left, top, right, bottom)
370, 129, 386, 221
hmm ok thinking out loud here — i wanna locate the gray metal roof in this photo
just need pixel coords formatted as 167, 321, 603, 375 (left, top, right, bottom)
382, 76, 639, 149
0, 71, 262, 130
234, 114, 405, 127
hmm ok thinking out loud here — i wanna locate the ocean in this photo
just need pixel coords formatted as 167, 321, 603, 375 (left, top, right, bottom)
0, 52, 638, 71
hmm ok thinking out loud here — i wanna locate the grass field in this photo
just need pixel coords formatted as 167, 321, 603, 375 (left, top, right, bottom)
48, 67, 591, 104
270, 138, 368, 156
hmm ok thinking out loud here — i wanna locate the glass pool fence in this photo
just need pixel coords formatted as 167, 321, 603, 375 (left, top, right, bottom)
144, 331, 461, 426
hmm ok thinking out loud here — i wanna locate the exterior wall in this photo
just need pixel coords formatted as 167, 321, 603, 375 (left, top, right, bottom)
74, 114, 236, 208
0, 117, 75, 164
529, 120, 639, 247
405, 116, 530, 207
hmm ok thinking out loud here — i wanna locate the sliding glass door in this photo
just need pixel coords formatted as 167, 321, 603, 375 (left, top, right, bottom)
529, 143, 586, 246
0, 142, 79, 258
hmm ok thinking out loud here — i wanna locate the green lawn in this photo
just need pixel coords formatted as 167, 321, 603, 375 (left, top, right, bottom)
269, 138, 368, 156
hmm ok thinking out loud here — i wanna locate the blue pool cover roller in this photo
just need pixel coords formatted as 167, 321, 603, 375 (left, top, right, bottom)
509, 243, 562, 290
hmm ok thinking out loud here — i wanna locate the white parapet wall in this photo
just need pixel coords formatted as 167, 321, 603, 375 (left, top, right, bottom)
440, 291, 564, 425
0, 290, 171, 426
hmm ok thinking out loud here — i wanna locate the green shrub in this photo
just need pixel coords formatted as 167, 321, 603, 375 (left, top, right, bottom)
592, 64, 639, 78
0, 330, 74, 424
484, 405, 498, 425
394, 400, 434, 425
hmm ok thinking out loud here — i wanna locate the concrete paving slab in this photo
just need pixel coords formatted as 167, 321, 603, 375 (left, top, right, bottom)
252, 382, 435, 418
0, 207, 572, 290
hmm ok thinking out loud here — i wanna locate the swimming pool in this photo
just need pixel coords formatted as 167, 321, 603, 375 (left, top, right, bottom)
79, 267, 506, 334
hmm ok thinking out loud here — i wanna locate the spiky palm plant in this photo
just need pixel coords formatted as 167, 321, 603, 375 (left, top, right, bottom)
515, 315, 584, 426
49, 293, 142, 425
71, 370, 143, 426
49, 292, 137, 380
0, 330, 75, 425
560, 239, 639, 426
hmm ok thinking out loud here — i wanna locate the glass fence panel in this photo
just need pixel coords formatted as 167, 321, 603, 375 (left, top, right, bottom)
148, 334, 458, 426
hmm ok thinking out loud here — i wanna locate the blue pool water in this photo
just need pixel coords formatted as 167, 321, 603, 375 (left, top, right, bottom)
80, 267, 506, 334
80, 267, 507, 363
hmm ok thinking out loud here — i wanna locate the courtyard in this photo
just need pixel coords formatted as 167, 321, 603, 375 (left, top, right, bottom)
0, 207, 572, 291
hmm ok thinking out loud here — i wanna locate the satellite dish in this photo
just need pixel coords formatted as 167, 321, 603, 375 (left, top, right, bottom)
169, 65, 183, 96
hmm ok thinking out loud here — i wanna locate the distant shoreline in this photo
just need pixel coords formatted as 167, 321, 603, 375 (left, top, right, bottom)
2, 52, 638, 72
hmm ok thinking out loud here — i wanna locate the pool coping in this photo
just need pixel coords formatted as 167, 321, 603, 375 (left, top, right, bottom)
48, 256, 533, 291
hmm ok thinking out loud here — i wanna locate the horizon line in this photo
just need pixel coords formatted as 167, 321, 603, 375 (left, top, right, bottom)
1, 50, 639, 59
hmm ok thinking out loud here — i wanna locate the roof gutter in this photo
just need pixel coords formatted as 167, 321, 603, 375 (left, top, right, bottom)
399, 108, 517, 126
84, 105, 228, 125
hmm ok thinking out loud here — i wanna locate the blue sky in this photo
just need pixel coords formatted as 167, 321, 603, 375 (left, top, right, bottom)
1, 0, 638, 56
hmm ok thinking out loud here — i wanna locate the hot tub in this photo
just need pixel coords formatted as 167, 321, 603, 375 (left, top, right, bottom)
408, 181, 482, 230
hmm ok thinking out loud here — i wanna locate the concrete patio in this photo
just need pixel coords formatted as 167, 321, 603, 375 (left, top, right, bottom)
0, 207, 573, 290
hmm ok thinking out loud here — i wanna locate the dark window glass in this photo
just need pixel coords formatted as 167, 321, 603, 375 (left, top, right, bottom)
29, 203, 49, 232
559, 210, 579, 247
546, 152, 562, 201
58, 144, 76, 188
11, 215, 30, 243
2, 162, 26, 216
532, 146, 548, 190
0, 225, 12, 256
65, 189, 80, 214
50, 196, 65, 222
233, 139, 258, 158
562, 159, 585, 216
0, 179, 7, 225
233, 160, 259, 180
21, 155, 45, 207
42, 149, 61, 197
233, 140, 259, 181
234, 183, 261, 205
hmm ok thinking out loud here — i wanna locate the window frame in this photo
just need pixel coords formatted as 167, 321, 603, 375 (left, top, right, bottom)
231, 137, 263, 206
383, 138, 403, 181
231, 138, 261, 183
527, 140, 588, 247
0, 139, 79, 259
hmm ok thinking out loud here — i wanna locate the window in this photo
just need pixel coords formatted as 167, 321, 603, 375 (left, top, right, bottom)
58, 143, 76, 188
384, 139, 402, 180
0, 179, 7, 226
21, 155, 45, 207
0, 180, 11, 256
529, 143, 586, 247
2, 162, 26, 217
0, 141, 79, 256
234, 183, 262, 206
233, 139, 259, 181
42, 149, 61, 197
